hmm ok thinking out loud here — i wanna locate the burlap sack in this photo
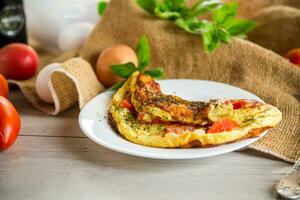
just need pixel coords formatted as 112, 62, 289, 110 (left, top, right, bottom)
11, 52, 103, 115
225, 0, 300, 18
13, 0, 300, 162
248, 5, 300, 55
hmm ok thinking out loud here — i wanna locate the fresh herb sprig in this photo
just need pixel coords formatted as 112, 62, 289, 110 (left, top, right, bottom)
98, 1, 108, 16
107, 35, 164, 91
136, 0, 256, 53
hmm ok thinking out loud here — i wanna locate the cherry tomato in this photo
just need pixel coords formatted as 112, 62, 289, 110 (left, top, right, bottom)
0, 74, 9, 97
285, 48, 300, 67
207, 119, 239, 133
0, 96, 21, 149
120, 99, 135, 111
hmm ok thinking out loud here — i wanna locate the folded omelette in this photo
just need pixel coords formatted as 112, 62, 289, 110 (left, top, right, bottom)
109, 72, 282, 148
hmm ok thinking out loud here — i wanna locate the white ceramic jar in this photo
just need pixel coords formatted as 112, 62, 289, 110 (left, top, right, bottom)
24, 0, 100, 54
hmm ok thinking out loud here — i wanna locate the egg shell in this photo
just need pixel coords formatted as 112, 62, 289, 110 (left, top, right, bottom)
96, 45, 138, 88
35, 63, 61, 104
58, 22, 94, 52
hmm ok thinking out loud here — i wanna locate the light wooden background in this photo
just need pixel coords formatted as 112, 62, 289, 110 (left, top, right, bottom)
0, 90, 292, 200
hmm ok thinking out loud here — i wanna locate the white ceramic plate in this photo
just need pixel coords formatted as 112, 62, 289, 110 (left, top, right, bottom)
79, 80, 267, 159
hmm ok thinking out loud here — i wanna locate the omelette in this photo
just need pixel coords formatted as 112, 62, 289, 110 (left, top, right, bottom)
109, 72, 282, 148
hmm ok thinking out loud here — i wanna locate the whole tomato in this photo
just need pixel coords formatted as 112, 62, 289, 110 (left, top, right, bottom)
0, 43, 39, 80
0, 74, 9, 97
285, 48, 300, 68
0, 96, 21, 149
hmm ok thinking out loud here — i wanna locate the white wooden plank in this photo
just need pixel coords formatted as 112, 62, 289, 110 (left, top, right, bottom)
8, 90, 84, 137
0, 136, 291, 200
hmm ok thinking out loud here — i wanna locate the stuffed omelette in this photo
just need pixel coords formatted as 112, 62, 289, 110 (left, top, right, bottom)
109, 72, 282, 148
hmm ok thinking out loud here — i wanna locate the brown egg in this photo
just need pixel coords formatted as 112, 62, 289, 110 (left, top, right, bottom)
96, 45, 138, 88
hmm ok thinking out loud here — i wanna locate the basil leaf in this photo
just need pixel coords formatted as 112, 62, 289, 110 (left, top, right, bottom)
144, 67, 164, 79
213, 2, 237, 26
175, 18, 210, 34
110, 62, 136, 78
177, 19, 222, 52
154, 4, 181, 19
106, 80, 126, 91
190, 0, 222, 17
216, 27, 231, 43
137, 35, 151, 71
203, 34, 221, 53
175, 18, 198, 33
202, 25, 221, 53
136, 0, 157, 15
136, 0, 255, 53
226, 20, 256, 36
166, 0, 185, 10
98, 1, 107, 16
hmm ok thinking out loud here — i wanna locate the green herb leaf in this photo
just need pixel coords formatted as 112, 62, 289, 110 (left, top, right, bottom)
144, 67, 164, 79
216, 27, 231, 43
154, 4, 181, 19
226, 19, 256, 36
98, 1, 108, 16
136, 0, 256, 53
202, 25, 221, 53
174, 18, 195, 33
136, 0, 157, 14
108, 35, 165, 91
175, 18, 209, 34
154, 0, 189, 20
213, 2, 237, 26
106, 80, 126, 91
166, 0, 186, 11
175, 18, 223, 52
110, 62, 136, 78
137, 35, 151, 71
190, 0, 222, 17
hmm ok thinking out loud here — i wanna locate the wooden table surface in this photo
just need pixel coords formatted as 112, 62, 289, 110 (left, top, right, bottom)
0, 90, 292, 200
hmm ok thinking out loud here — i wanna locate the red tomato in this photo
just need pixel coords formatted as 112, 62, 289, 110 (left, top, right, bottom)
0, 43, 39, 80
285, 48, 300, 68
0, 96, 21, 149
230, 100, 246, 109
207, 119, 239, 133
0, 74, 9, 97
120, 99, 135, 111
